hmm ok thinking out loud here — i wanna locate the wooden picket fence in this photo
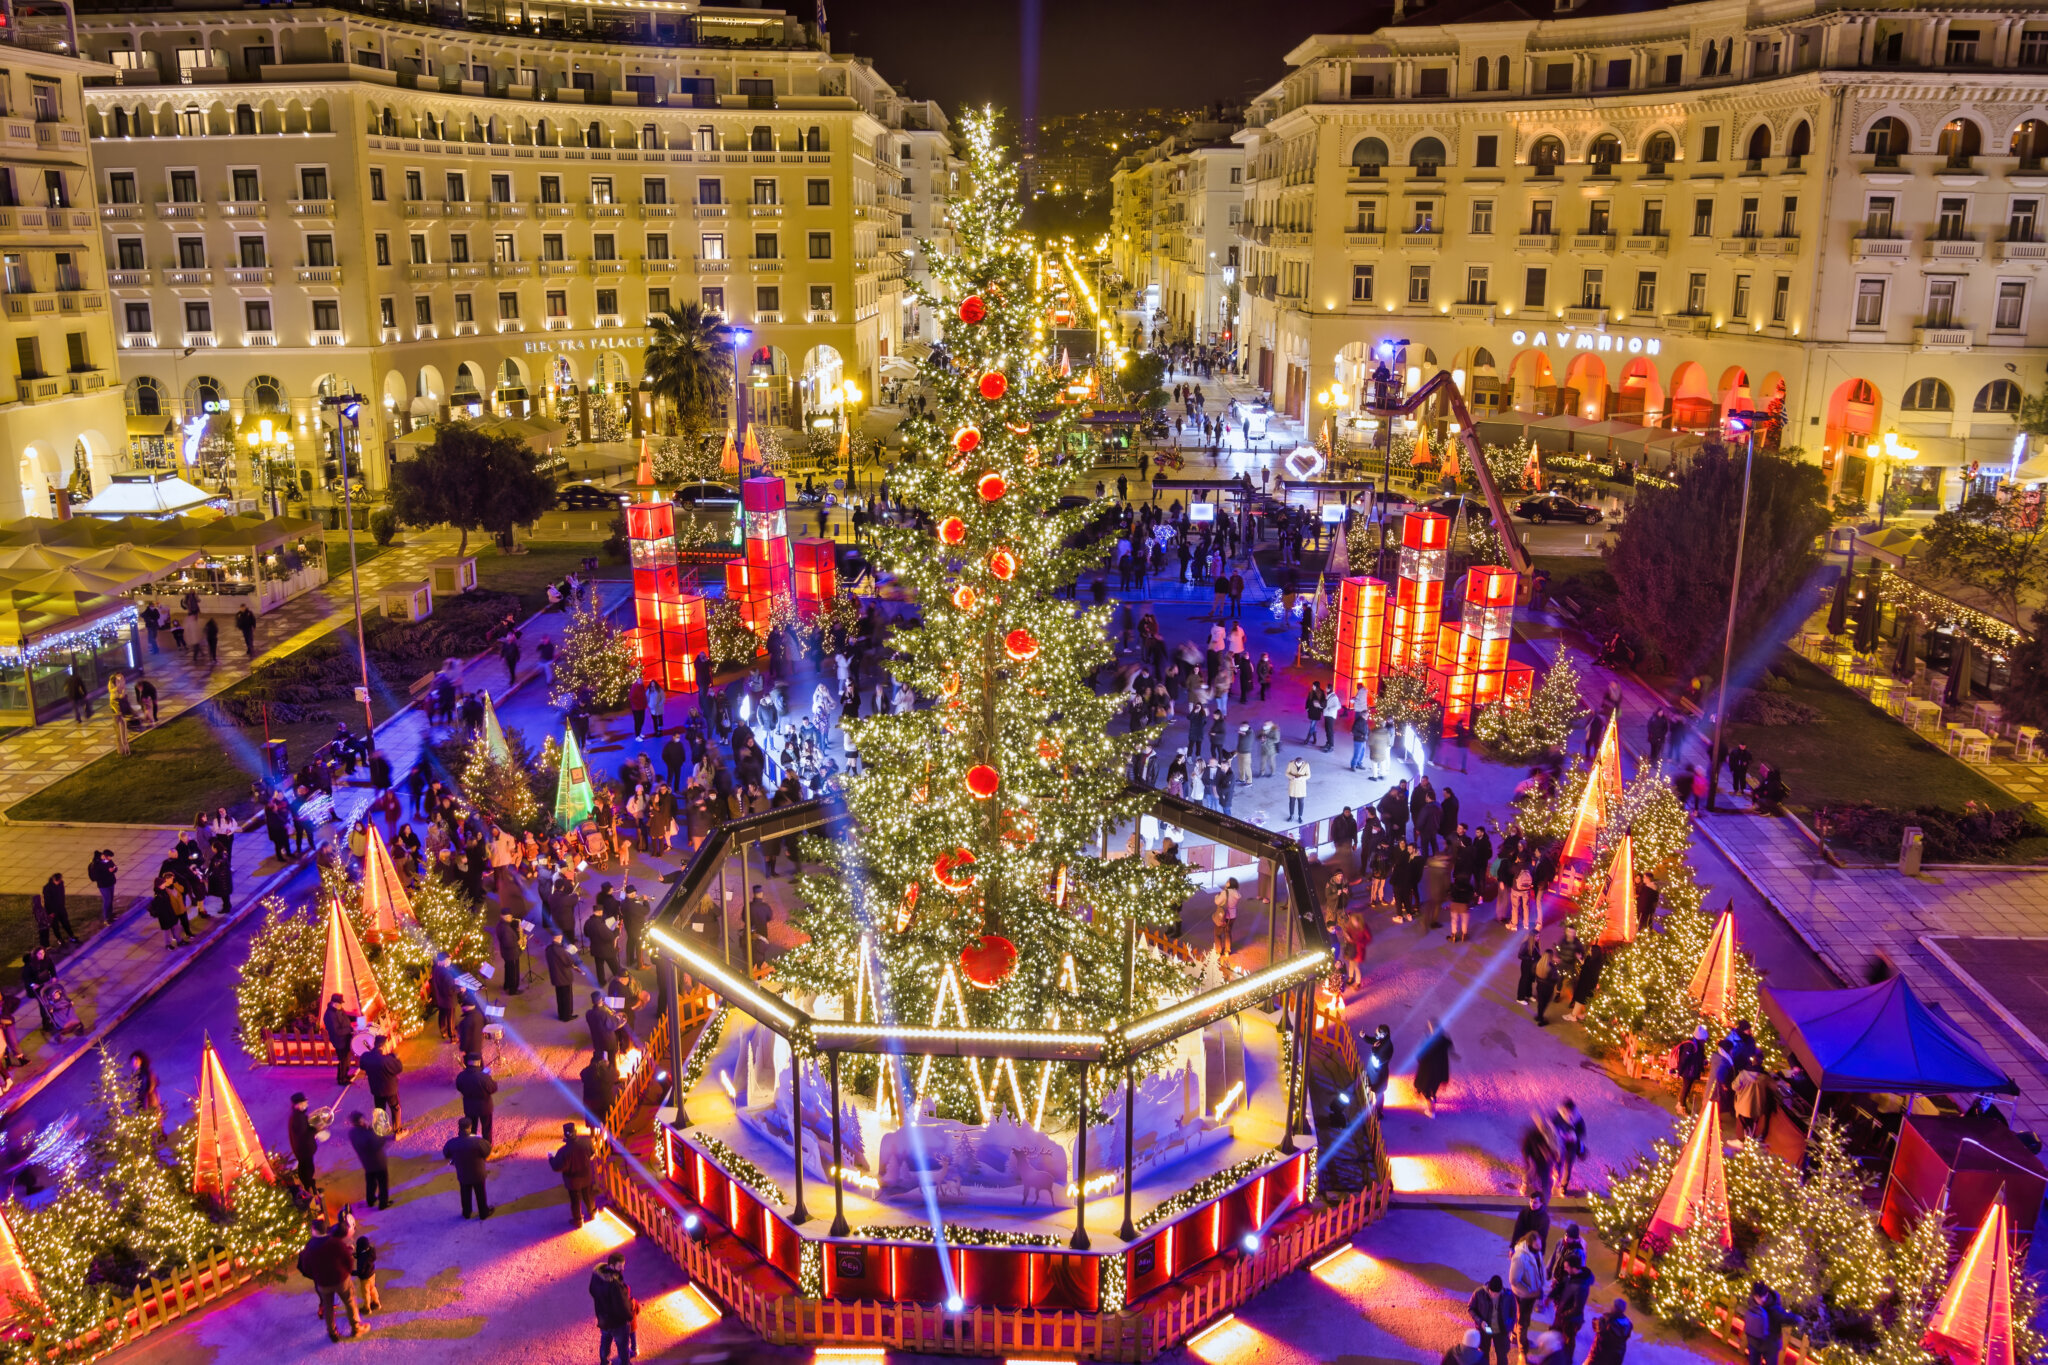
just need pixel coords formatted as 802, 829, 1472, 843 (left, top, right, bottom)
1615, 1245, 1818, 1365
43, 1241, 293, 1361
601, 1136, 1388, 1361
259, 1027, 338, 1066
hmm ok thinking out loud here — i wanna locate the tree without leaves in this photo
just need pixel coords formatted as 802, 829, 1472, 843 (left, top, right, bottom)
387, 421, 557, 556
1605, 446, 1828, 677
643, 302, 734, 431
1911, 492, 2048, 627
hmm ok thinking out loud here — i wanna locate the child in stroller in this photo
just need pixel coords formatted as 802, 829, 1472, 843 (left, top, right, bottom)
37, 980, 82, 1040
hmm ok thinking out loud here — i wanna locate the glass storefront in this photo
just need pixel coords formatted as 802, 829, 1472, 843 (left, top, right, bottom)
0, 616, 139, 721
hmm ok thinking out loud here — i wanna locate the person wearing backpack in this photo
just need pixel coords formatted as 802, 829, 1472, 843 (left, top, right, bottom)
590, 1249, 639, 1364
1743, 1281, 1789, 1365
296, 1221, 360, 1342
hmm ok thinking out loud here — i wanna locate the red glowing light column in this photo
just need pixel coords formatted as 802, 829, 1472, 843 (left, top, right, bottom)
742, 476, 792, 596
1333, 576, 1387, 705
1386, 511, 1448, 671
628, 499, 681, 683
1428, 564, 1531, 723
793, 536, 836, 618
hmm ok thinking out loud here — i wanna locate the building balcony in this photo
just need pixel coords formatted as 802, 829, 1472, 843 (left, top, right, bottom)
220, 201, 267, 220
16, 376, 59, 404
585, 203, 626, 219
591, 259, 628, 274
1516, 233, 1557, 252
748, 203, 783, 218
165, 269, 212, 285
156, 201, 205, 220
1662, 313, 1712, 335
445, 201, 482, 219
243, 330, 278, 346
1716, 236, 1758, 256
642, 257, 675, 274
1272, 230, 1311, 250
1851, 235, 1910, 263
594, 314, 623, 328
1993, 238, 2048, 261
403, 202, 444, 218
121, 332, 155, 350
539, 259, 579, 276
66, 371, 107, 397
1915, 326, 1972, 351
1, 295, 47, 319
749, 257, 784, 271
451, 263, 489, 279
694, 203, 728, 219
380, 327, 402, 343
1564, 305, 1608, 326
487, 202, 528, 219
295, 266, 343, 284
1924, 236, 1984, 261
1400, 231, 1441, 253
490, 261, 533, 277
639, 203, 676, 218
108, 270, 152, 287
291, 200, 336, 218
1343, 231, 1385, 249
182, 331, 218, 347
1622, 234, 1668, 255
226, 268, 273, 285
537, 202, 574, 218
454, 321, 480, 336
57, 292, 104, 313
695, 257, 730, 273
410, 265, 448, 281
311, 330, 347, 346
544, 315, 573, 331
1452, 302, 1494, 321
1571, 233, 1615, 253
100, 204, 143, 222
1757, 237, 1800, 256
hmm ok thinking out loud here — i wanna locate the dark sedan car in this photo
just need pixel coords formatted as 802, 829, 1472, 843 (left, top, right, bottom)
1421, 494, 1495, 525
556, 483, 625, 511
1515, 491, 1603, 524
670, 481, 743, 511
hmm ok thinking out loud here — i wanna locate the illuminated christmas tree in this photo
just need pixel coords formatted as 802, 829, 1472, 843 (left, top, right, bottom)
546, 595, 638, 712
1474, 652, 1588, 760
772, 112, 1195, 1124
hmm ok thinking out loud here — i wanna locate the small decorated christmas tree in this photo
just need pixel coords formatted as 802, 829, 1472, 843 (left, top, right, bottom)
546, 596, 637, 711
1474, 653, 1589, 760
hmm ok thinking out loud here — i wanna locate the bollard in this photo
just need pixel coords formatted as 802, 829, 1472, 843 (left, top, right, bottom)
1899, 825, 1924, 876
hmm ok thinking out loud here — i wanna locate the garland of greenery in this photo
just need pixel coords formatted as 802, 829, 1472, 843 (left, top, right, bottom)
1100, 1250, 1127, 1313
690, 1133, 787, 1207
1135, 1149, 1293, 1232
674, 1005, 730, 1117
799, 1239, 822, 1297
846, 1222, 1065, 1248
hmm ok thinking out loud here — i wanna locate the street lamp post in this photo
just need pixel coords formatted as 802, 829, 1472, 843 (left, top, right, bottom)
320, 393, 376, 740
1871, 429, 1919, 529
1706, 409, 1763, 814
726, 325, 752, 444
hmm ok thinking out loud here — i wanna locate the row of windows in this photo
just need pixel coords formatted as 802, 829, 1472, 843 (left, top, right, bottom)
1341, 261, 2035, 337
1901, 377, 2027, 413
1338, 193, 1801, 238
108, 166, 841, 207
121, 283, 829, 336
112, 227, 839, 269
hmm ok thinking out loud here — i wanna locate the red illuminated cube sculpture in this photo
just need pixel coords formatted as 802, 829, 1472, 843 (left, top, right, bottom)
1428, 565, 1533, 722
742, 476, 791, 597
793, 537, 836, 616
1387, 511, 1448, 671
1333, 576, 1386, 705
626, 498, 705, 689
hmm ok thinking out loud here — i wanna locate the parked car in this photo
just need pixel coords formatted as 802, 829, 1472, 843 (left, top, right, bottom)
556, 483, 625, 511
1515, 491, 1603, 524
670, 481, 742, 511
1421, 493, 1495, 525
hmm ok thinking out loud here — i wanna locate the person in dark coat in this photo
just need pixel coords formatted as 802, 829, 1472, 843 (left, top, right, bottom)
360, 1034, 404, 1133
589, 1250, 636, 1365
621, 890, 650, 970
87, 851, 118, 926
457, 999, 485, 1060
347, 1110, 393, 1209
1742, 1281, 1789, 1365
581, 1055, 619, 1126
456, 1056, 498, 1147
585, 911, 624, 987
39, 875, 78, 947
1414, 1019, 1455, 1117
495, 914, 524, 995
441, 1116, 494, 1218
547, 931, 579, 1022
1551, 1242, 1595, 1353
1511, 1194, 1551, 1254
1674, 1025, 1709, 1112
585, 991, 619, 1061
298, 1222, 360, 1342
550, 1121, 597, 1225
1467, 1274, 1514, 1365
1515, 932, 1542, 1005
1568, 944, 1608, 1023
1588, 1300, 1633, 1365
1532, 948, 1561, 1025
287, 1092, 319, 1189
322, 994, 356, 1085
430, 954, 460, 1040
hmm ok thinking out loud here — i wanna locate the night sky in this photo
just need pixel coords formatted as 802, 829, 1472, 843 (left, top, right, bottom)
822, 0, 1375, 119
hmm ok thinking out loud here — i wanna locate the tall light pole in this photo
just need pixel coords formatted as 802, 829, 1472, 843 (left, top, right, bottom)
1706, 409, 1763, 813
321, 393, 375, 739
725, 324, 752, 448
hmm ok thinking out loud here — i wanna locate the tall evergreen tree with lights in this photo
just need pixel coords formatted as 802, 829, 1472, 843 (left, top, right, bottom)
774, 113, 1194, 1124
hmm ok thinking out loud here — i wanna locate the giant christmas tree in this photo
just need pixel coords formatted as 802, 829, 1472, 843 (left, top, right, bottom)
775, 113, 1194, 1124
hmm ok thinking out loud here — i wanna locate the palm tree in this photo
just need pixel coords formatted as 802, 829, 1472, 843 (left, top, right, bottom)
643, 303, 733, 432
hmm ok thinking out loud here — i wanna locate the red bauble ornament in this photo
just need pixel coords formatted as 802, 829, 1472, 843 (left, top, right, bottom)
1036, 735, 1062, 762
934, 848, 978, 891
960, 934, 1018, 990
978, 371, 1008, 402
959, 295, 986, 325
965, 764, 1001, 799
1005, 628, 1039, 662
977, 471, 1007, 502
952, 584, 978, 611
1001, 808, 1038, 845
987, 548, 1017, 581
1004, 420, 1033, 436
938, 516, 967, 545
953, 426, 981, 455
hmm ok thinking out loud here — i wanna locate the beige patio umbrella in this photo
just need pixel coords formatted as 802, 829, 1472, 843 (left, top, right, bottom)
7, 565, 133, 599
0, 543, 82, 573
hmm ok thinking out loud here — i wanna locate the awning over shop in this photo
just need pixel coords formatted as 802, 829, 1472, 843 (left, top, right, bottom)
125, 414, 175, 438
76, 472, 223, 519
1761, 977, 2017, 1097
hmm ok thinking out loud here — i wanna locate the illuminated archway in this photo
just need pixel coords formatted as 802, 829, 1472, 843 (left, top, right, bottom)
1507, 349, 1554, 414
1616, 357, 1664, 425
1669, 362, 1715, 430
1562, 353, 1609, 420
1826, 378, 1883, 499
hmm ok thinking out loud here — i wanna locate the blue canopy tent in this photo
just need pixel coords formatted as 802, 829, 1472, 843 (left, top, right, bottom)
1761, 977, 2018, 1142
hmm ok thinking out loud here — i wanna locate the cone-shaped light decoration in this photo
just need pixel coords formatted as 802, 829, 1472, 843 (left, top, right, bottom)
1687, 905, 1740, 1023
359, 825, 414, 942
192, 1033, 275, 1201
481, 690, 512, 766
1646, 1105, 1731, 1251
1411, 426, 1433, 468
1924, 1190, 2016, 1365
635, 437, 656, 490
1563, 714, 1625, 868
719, 428, 739, 477
836, 425, 849, 466
554, 725, 596, 830
1599, 834, 1637, 947
0, 1206, 36, 1318
1442, 435, 1462, 484
321, 899, 384, 1025
742, 423, 761, 469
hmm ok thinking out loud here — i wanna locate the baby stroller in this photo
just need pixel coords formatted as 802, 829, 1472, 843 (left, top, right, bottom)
37, 981, 82, 1040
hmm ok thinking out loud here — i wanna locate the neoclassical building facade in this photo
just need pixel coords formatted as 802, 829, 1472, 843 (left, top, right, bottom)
68, 0, 953, 502
1233, 0, 2048, 507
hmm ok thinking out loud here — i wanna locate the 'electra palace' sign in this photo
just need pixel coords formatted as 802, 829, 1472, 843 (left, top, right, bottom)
1508, 327, 1662, 356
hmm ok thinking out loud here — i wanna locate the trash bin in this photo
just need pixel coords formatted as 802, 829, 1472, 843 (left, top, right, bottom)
1899, 825, 1924, 875
264, 738, 289, 780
